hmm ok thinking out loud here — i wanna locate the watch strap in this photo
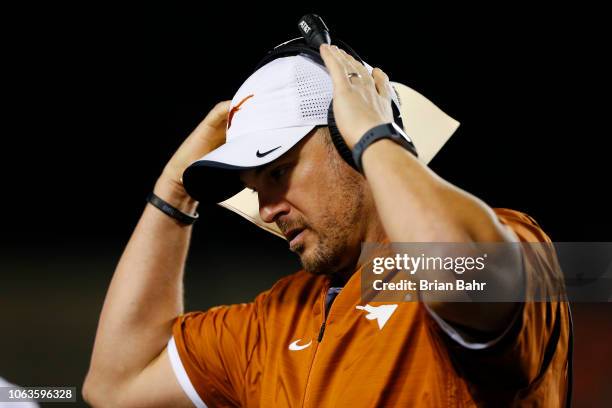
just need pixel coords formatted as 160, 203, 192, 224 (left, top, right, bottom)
352, 122, 418, 173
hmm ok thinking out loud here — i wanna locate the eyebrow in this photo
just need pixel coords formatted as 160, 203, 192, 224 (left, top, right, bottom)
255, 156, 288, 176
255, 165, 270, 176
245, 153, 294, 187
240, 162, 274, 189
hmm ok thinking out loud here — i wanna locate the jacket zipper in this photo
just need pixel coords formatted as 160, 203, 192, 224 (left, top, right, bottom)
301, 284, 330, 407
317, 321, 326, 342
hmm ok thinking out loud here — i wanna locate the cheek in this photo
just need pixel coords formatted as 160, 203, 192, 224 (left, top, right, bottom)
287, 160, 337, 224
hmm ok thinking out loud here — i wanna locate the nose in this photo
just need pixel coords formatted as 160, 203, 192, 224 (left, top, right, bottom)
258, 190, 291, 224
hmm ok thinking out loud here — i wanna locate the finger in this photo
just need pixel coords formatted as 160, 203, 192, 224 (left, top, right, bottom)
331, 46, 358, 79
189, 101, 231, 145
215, 100, 232, 113
372, 68, 391, 99
203, 100, 232, 127
332, 46, 368, 85
320, 44, 351, 91
338, 48, 373, 85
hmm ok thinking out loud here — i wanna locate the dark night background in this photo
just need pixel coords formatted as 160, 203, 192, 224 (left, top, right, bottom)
1, 3, 610, 407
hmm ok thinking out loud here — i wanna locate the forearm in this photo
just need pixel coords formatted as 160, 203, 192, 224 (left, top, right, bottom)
362, 139, 508, 243
85, 177, 197, 391
319, 44, 522, 335
362, 140, 522, 332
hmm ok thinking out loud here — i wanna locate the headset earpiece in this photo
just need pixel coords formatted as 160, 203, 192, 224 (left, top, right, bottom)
327, 102, 357, 169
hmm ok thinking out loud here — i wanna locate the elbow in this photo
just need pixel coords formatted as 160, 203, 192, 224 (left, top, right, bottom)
82, 372, 105, 407
82, 373, 98, 407
82, 371, 122, 408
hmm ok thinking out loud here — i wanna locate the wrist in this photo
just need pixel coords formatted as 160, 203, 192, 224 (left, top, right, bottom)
153, 176, 198, 215
361, 138, 394, 163
346, 120, 387, 150
351, 122, 418, 174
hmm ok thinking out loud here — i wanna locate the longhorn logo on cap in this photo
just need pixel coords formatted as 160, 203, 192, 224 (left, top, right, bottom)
227, 94, 255, 130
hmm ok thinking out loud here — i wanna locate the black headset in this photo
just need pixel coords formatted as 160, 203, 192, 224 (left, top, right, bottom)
253, 14, 417, 171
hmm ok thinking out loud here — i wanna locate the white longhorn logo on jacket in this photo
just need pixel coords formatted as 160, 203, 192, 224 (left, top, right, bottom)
356, 304, 398, 330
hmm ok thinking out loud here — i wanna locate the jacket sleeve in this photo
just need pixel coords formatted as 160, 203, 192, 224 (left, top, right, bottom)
167, 290, 268, 407
428, 208, 570, 396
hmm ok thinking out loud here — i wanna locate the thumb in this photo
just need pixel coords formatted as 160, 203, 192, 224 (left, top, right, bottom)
162, 100, 231, 184
202, 100, 231, 128
372, 68, 390, 100
188, 100, 231, 147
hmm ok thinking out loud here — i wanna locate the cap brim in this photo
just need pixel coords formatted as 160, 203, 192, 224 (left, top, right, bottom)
183, 125, 317, 203
218, 81, 461, 239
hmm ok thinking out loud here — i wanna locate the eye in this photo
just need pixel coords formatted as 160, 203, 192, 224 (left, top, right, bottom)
270, 164, 289, 181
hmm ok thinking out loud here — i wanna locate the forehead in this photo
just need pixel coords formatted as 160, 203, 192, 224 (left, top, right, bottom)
238, 126, 326, 185
239, 157, 283, 184
238, 142, 298, 186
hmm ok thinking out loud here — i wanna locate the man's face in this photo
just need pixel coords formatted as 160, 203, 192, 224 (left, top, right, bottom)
240, 128, 375, 276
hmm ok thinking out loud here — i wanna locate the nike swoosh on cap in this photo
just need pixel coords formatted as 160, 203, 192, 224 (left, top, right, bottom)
256, 145, 282, 158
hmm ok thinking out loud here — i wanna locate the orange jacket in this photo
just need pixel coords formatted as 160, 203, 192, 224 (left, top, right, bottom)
169, 208, 570, 407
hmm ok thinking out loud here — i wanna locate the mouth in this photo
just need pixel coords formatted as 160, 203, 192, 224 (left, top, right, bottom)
284, 227, 307, 250
284, 227, 305, 242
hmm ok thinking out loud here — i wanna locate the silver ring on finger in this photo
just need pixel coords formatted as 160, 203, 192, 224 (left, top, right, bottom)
347, 72, 362, 82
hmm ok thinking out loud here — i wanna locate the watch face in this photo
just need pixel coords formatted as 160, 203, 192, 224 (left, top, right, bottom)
391, 122, 418, 157
392, 122, 412, 144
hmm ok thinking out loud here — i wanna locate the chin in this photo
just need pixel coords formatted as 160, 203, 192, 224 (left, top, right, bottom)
296, 246, 320, 274
298, 242, 345, 276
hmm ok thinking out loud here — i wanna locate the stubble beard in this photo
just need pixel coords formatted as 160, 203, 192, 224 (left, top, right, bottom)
293, 129, 368, 277
298, 178, 365, 277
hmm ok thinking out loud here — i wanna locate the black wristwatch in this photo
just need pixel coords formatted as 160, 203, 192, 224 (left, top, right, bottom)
351, 122, 418, 174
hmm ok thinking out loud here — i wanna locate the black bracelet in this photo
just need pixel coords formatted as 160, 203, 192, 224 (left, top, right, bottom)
146, 192, 199, 225
351, 122, 418, 174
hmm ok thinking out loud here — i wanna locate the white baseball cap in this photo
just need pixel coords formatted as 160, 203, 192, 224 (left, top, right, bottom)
183, 54, 337, 203
183, 53, 461, 239
218, 82, 461, 239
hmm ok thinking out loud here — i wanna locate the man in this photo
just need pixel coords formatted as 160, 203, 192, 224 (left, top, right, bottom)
83, 45, 570, 406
